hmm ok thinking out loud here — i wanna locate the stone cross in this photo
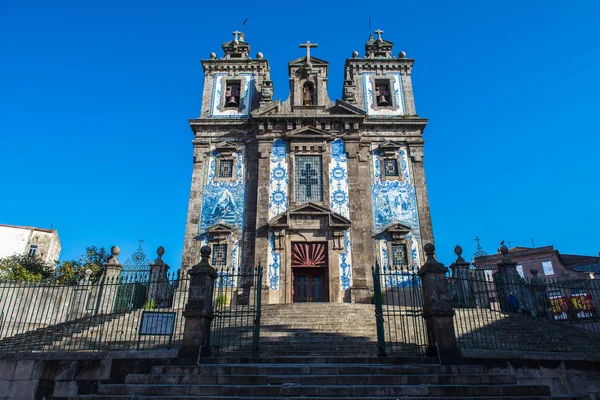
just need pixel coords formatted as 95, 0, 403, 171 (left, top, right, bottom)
299, 40, 318, 65
375, 29, 384, 41
474, 236, 481, 247
232, 30, 241, 42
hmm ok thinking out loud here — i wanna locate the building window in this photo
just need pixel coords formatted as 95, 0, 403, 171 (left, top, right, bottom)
218, 159, 234, 178
383, 158, 399, 177
542, 261, 555, 276
224, 81, 241, 108
295, 155, 323, 203
391, 243, 408, 268
28, 245, 38, 257
212, 244, 227, 267
375, 80, 392, 107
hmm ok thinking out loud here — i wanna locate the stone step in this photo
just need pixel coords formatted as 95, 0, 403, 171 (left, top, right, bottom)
73, 396, 586, 400
152, 363, 485, 375
195, 355, 435, 364
96, 383, 552, 397
126, 372, 517, 385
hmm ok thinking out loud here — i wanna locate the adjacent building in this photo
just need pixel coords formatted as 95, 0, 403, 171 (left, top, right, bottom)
0, 224, 61, 265
182, 31, 434, 304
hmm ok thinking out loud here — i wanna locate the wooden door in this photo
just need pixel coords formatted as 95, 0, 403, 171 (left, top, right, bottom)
293, 268, 327, 302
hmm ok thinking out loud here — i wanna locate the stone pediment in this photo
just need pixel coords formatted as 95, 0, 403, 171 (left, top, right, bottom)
268, 203, 351, 230
374, 140, 403, 156
330, 100, 367, 116
213, 141, 239, 156
374, 222, 412, 240
288, 56, 329, 67
203, 223, 235, 241
282, 126, 333, 142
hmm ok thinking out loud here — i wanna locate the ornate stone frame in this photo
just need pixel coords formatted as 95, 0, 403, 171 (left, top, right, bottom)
368, 75, 401, 113
268, 202, 351, 303
204, 223, 236, 269
214, 142, 238, 183
376, 141, 403, 182
376, 222, 415, 270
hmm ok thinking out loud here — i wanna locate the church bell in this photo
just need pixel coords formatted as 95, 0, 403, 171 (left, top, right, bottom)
226, 96, 239, 107
377, 95, 390, 106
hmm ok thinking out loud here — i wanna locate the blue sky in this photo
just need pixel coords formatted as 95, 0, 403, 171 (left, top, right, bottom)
1, 0, 598, 267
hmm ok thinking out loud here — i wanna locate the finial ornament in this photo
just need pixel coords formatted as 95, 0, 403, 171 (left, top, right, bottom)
299, 40, 318, 66
375, 29, 384, 41
424, 243, 435, 261
499, 244, 511, 263
454, 245, 465, 263
210, 52, 217, 59
352, 50, 359, 58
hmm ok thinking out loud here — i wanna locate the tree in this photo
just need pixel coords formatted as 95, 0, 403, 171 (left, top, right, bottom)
55, 246, 110, 284
0, 253, 54, 282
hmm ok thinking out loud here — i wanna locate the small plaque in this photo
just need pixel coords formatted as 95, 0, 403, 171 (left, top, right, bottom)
139, 311, 176, 336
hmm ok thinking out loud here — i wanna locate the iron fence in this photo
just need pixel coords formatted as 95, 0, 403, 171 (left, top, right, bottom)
449, 270, 600, 352
0, 271, 189, 352
205, 266, 262, 356
372, 263, 428, 356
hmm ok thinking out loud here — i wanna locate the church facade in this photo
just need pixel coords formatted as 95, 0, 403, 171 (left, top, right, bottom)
181, 31, 434, 304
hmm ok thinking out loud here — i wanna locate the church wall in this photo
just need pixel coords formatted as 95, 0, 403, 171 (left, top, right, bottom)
370, 146, 422, 272
196, 145, 247, 275
267, 139, 288, 293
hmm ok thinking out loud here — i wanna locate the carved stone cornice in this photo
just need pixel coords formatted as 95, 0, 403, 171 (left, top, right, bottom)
200, 59, 270, 76
373, 223, 412, 241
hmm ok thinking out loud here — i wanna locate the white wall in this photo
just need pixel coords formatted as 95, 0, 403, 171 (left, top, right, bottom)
0, 226, 30, 259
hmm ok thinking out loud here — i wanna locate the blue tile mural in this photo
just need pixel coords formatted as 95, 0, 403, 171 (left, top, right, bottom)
329, 139, 352, 290
371, 146, 422, 287
267, 139, 288, 290
197, 146, 246, 275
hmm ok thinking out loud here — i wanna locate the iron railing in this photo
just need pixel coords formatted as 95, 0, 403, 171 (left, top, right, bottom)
0, 271, 189, 352
206, 266, 262, 356
449, 270, 600, 352
372, 263, 428, 356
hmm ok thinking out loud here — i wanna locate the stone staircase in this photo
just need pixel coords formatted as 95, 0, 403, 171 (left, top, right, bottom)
70, 303, 586, 399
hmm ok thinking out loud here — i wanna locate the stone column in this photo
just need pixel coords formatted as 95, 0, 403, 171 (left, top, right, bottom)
495, 245, 527, 314
448, 245, 472, 307
148, 246, 171, 308
418, 243, 460, 358
254, 138, 272, 303
178, 246, 218, 362
409, 145, 434, 257
181, 142, 210, 272
345, 138, 375, 303
97, 246, 122, 314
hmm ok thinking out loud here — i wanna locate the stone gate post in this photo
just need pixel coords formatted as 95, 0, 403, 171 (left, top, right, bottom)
495, 244, 528, 314
97, 246, 122, 314
418, 243, 460, 358
178, 246, 218, 362
448, 245, 472, 307
148, 246, 171, 307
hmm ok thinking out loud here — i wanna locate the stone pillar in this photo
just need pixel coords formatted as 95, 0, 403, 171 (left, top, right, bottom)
254, 139, 272, 303
418, 243, 460, 358
448, 245, 472, 307
148, 246, 171, 308
495, 245, 527, 314
178, 246, 218, 362
69, 269, 93, 320
97, 246, 122, 314
345, 138, 375, 303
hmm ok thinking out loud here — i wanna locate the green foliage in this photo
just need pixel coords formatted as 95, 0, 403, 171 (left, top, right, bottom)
216, 294, 229, 307
143, 299, 157, 309
55, 246, 109, 284
0, 253, 54, 282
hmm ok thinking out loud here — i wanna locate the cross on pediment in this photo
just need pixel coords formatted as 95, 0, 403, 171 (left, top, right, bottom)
298, 163, 319, 197
299, 40, 318, 65
375, 29, 383, 41
232, 30, 241, 42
